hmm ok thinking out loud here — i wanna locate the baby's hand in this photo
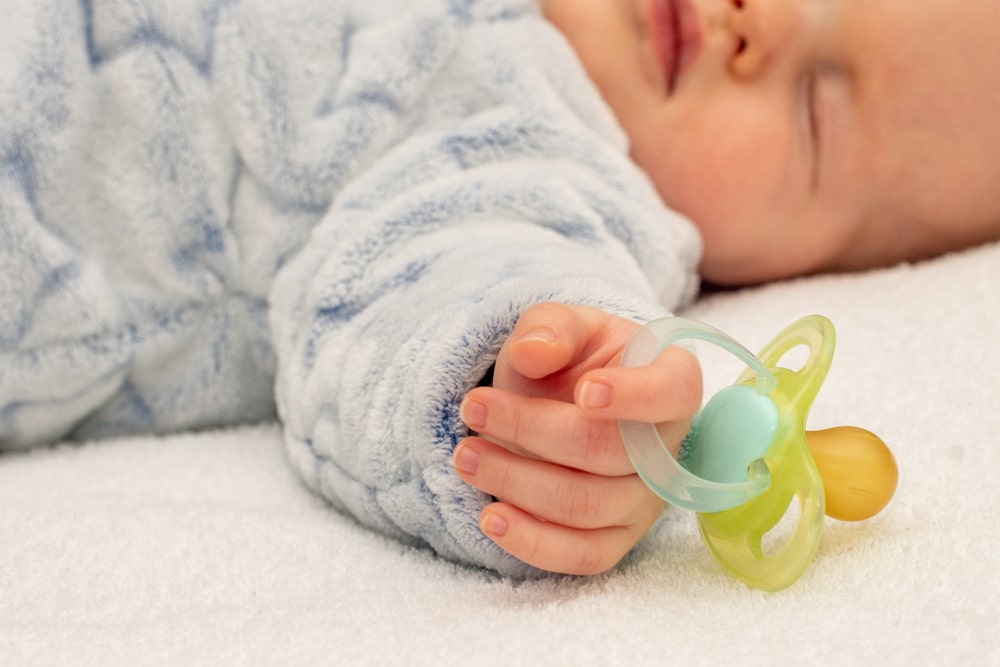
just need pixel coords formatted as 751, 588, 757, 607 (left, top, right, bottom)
453, 303, 702, 575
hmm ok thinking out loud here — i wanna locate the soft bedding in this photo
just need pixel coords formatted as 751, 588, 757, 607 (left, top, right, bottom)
3, 242, 999, 665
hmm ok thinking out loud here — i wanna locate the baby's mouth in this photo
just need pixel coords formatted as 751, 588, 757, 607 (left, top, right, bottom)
650, 0, 702, 94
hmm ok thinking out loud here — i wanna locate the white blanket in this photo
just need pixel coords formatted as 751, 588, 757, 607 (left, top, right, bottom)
4, 241, 998, 665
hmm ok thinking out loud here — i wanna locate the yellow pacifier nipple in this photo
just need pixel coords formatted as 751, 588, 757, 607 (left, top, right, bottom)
806, 427, 898, 522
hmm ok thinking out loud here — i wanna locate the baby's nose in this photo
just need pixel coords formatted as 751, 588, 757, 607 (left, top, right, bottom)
727, 0, 801, 79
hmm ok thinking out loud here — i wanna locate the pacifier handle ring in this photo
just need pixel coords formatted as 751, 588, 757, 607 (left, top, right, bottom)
619, 317, 776, 513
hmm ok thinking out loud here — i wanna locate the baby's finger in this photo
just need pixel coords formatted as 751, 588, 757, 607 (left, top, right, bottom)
461, 387, 633, 476
476, 502, 650, 576
574, 345, 703, 423
504, 302, 636, 381
453, 438, 663, 529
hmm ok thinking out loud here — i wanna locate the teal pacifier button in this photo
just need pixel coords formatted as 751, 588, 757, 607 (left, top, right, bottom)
680, 385, 778, 484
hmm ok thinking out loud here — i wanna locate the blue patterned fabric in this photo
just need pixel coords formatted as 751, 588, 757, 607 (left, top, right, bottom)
0, 0, 700, 575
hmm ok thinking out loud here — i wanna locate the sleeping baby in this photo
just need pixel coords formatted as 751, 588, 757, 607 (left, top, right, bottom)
2, 0, 998, 578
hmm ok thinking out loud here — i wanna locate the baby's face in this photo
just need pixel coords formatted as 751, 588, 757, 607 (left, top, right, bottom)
545, 0, 1000, 284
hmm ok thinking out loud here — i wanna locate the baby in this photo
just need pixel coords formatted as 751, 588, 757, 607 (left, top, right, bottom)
2, 0, 998, 581
455, 0, 1000, 575
547, 0, 1000, 284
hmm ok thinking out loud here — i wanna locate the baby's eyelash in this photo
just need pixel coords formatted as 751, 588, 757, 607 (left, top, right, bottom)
806, 73, 821, 146
805, 72, 822, 191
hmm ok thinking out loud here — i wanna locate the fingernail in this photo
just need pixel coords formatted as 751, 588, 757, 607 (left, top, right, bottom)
461, 398, 488, 431
454, 442, 481, 475
518, 327, 557, 344
481, 512, 509, 538
579, 380, 613, 409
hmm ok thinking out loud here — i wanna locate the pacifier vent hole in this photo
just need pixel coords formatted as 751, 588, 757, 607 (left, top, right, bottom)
761, 498, 802, 558
774, 343, 809, 374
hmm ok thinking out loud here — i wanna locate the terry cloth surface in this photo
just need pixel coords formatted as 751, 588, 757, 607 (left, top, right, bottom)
3, 242, 999, 665
0, 0, 700, 576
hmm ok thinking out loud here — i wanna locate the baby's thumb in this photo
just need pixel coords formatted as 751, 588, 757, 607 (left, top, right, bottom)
504, 302, 588, 379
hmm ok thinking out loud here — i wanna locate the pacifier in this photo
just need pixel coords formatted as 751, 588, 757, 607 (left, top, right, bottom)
619, 315, 898, 591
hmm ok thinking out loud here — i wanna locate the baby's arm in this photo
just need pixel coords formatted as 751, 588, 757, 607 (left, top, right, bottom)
454, 303, 702, 575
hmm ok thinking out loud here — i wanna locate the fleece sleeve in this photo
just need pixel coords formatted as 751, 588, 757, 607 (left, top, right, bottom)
266, 22, 701, 574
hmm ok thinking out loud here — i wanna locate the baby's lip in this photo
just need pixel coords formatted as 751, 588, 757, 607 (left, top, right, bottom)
650, 0, 703, 94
